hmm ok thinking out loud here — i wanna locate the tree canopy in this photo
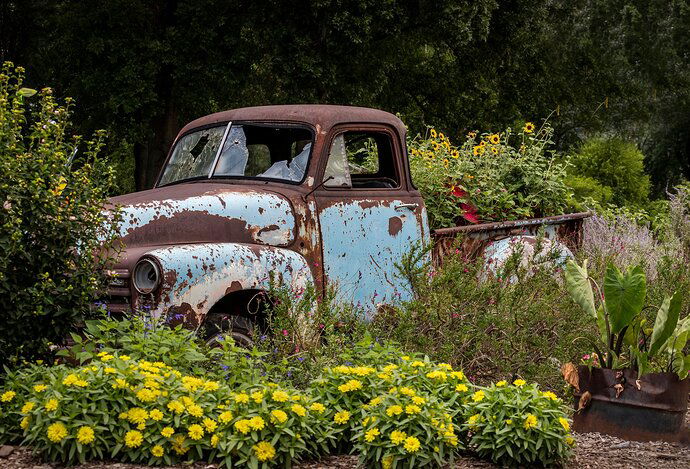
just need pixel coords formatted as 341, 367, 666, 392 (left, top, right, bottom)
2, 0, 689, 193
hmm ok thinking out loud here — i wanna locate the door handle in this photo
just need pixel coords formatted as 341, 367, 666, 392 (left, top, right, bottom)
395, 203, 418, 211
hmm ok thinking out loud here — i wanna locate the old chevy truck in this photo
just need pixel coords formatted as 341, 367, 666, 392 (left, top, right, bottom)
104, 105, 588, 343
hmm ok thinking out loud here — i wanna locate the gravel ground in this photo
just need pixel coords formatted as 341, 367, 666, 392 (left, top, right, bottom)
2, 432, 689, 469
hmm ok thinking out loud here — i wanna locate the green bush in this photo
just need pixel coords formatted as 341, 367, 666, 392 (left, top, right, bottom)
569, 137, 650, 207
370, 241, 596, 388
0, 62, 120, 368
62, 315, 210, 374
408, 124, 570, 229
564, 174, 613, 210
463, 380, 572, 466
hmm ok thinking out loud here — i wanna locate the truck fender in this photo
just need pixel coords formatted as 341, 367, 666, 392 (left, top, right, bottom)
137, 243, 314, 327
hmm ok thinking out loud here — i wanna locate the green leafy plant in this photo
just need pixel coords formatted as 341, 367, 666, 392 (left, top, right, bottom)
568, 137, 650, 207
408, 124, 570, 229
0, 62, 121, 368
462, 380, 573, 466
60, 314, 208, 374
565, 259, 689, 377
352, 390, 460, 468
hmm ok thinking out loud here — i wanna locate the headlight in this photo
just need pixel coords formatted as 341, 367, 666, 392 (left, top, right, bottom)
132, 258, 161, 294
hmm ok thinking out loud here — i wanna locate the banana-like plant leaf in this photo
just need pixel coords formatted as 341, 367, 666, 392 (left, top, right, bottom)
649, 292, 681, 357
604, 264, 646, 334
680, 355, 690, 378
565, 259, 596, 319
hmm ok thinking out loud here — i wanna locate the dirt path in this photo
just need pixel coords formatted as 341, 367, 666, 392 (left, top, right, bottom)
3, 432, 689, 469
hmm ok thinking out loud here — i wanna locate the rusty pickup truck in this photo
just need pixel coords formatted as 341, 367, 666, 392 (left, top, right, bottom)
105, 105, 588, 343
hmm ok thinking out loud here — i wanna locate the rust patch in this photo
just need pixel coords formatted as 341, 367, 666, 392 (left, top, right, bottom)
388, 216, 403, 236
225, 280, 243, 295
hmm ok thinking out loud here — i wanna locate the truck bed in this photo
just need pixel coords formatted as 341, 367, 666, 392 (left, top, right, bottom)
431, 212, 592, 264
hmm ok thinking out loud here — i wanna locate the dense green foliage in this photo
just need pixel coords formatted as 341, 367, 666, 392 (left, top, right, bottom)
0, 324, 572, 468
0, 63, 119, 369
568, 137, 650, 207
408, 124, 569, 229
3, 1, 690, 193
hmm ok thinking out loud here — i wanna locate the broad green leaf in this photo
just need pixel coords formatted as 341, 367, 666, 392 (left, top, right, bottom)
565, 259, 596, 319
604, 264, 646, 334
649, 292, 681, 357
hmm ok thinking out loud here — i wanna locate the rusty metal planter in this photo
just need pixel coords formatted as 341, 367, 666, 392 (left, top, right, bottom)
573, 366, 690, 444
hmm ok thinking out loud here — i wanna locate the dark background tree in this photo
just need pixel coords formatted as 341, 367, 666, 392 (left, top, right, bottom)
2, 0, 689, 194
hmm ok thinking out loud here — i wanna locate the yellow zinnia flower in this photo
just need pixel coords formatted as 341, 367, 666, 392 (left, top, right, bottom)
513, 379, 526, 387
271, 409, 288, 424
151, 445, 164, 457
524, 414, 538, 430
404, 436, 421, 453
365, 427, 380, 442
125, 430, 143, 448
77, 426, 95, 445
47, 422, 68, 442
472, 390, 485, 402
253, 441, 276, 462
334, 410, 351, 424
559, 417, 570, 431
309, 402, 325, 413
390, 430, 407, 445
161, 427, 174, 438
188, 424, 204, 440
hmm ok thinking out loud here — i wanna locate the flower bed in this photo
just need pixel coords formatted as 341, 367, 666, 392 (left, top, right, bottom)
0, 346, 573, 467
407, 124, 570, 230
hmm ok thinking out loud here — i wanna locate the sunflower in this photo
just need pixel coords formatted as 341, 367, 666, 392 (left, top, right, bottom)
523, 122, 535, 133
488, 134, 500, 145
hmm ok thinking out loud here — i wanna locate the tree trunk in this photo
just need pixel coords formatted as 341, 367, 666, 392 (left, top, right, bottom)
134, 100, 179, 191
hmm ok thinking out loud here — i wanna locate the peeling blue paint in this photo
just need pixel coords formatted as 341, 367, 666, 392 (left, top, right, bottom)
318, 200, 424, 317
140, 243, 313, 320
117, 190, 295, 246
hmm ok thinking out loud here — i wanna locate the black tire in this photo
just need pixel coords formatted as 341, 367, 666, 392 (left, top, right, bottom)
203, 314, 254, 348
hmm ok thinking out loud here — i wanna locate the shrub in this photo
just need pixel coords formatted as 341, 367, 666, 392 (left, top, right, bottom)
63, 314, 209, 373
462, 380, 573, 466
0, 62, 120, 368
564, 174, 613, 210
370, 242, 595, 388
1, 354, 332, 466
568, 137, 650, 207
408, 124, 570, 229
352, 390, 460, 468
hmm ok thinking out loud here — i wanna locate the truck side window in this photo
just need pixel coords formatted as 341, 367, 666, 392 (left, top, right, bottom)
323, 131, 399, 188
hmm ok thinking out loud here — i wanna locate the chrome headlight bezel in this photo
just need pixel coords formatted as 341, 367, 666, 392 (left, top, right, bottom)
132, 258, 161, 294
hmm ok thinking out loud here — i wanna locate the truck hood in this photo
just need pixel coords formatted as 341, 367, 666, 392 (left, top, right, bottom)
109, 183, 296, 249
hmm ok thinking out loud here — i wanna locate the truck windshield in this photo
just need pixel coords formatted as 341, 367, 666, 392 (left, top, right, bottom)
158, 124, 313, 186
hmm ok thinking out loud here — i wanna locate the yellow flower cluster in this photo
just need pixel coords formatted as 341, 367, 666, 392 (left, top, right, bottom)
338, 379, 363, 393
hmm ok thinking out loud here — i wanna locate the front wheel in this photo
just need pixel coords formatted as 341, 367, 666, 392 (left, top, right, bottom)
203, 314, 254, 348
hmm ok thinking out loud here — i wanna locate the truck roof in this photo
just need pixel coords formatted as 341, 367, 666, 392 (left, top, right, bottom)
178, 104, 406, 137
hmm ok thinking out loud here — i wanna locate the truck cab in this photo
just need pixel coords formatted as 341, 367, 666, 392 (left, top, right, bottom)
105, 105, 429, 340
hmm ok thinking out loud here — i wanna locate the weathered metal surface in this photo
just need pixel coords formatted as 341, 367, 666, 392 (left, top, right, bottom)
134, 242, 313, 327
431, 212, 589, 266
573, 366, 690, 445
112, 185, 295, 247
317, 198, 424, 315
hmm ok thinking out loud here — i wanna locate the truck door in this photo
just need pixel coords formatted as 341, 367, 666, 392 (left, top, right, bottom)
313, 125, 427, 316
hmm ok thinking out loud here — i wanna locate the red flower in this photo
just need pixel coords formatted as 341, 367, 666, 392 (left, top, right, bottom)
451, 186, 468, 198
